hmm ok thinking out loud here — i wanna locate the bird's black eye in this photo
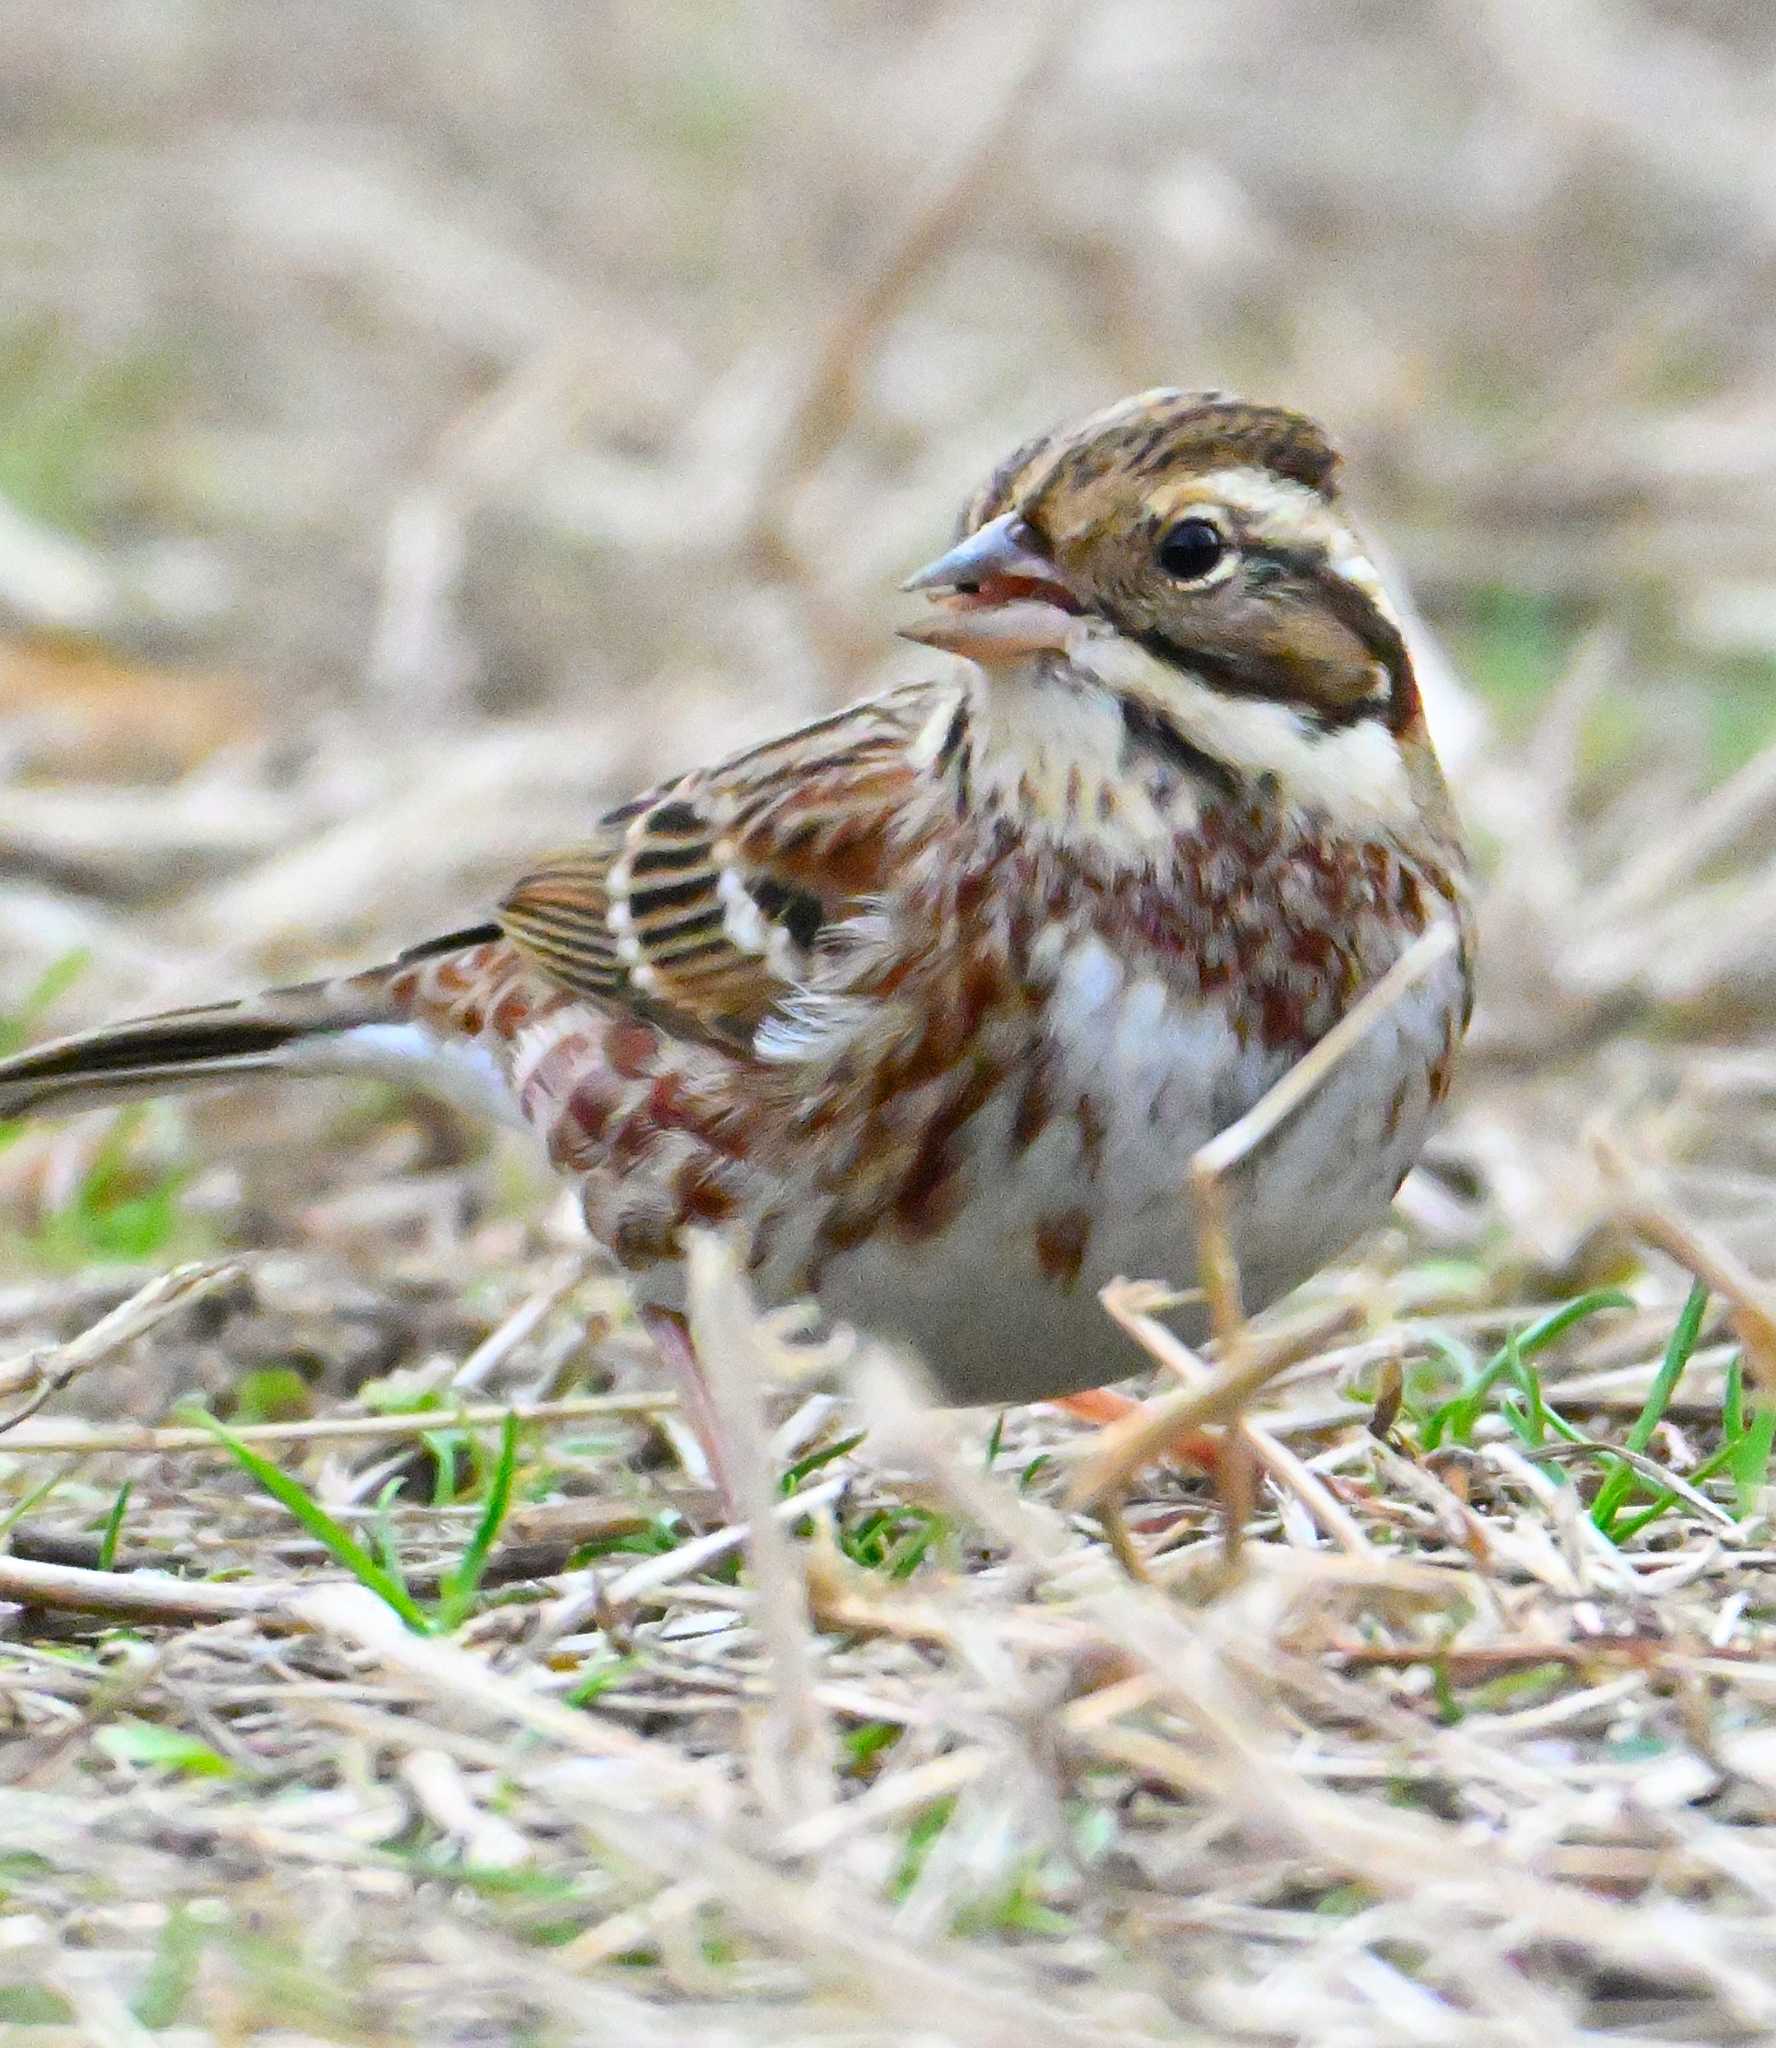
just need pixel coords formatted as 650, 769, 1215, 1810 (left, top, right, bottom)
1156, 517, 1226, 581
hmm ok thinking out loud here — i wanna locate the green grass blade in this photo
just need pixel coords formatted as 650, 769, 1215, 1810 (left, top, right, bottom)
1611, 1436, 1736, 1543
96, 1480, 132, 1571
1513, 1289, 1638, 1361
1610, 1339, 1773, 1541
1626, 1283, 1709, 1456
423, 1427, 466, 1506
1724, 1355, 1747, 1441
1430, 1289, 1632, 1447
0, 948, 91, 1058
436, 1411, 520, 1630
1498, 1392, 1533, 1444
0, 1463, 74, 1541
1409, 1334, 1475, 1447
1593, 1281, 1707, 1536
566, 1652, 640, 1707
781, 1431, 865, 1494
983, 1412, 1006, 1469
193, 1411, 431, 1632
371, 1477, 411, 1599
1730, 1400, 1776, 1519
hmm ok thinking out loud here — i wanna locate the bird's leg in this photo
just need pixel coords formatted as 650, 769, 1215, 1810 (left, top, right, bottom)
1050, 1388, 1221, 1583
640, 1304, 735, 1515
1049, 1389, 1223, 1474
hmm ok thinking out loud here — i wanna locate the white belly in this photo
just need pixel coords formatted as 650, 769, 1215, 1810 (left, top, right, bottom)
782, 936, 1461, 1405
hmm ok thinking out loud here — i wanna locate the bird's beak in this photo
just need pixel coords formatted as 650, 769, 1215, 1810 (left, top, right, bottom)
901, 512, 1056, 593
898, 599, 1084, 661
899, 512, 1084, 664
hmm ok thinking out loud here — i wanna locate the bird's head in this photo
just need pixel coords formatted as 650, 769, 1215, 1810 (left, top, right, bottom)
903, 389, 1442, 833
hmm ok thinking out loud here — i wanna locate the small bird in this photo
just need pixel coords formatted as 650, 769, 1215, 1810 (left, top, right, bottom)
0, 390, 1471, 1415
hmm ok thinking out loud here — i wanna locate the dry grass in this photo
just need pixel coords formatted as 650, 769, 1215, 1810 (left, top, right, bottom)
5, 2, 1776, 2041
4, 1244, 1776, 2046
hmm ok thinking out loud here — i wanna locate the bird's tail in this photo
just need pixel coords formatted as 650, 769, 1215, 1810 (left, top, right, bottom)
0, 984, 401, 1123
0, 926, 510, 1124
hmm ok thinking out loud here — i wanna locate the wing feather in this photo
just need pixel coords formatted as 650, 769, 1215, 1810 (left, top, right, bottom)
499, 684, 955, 1050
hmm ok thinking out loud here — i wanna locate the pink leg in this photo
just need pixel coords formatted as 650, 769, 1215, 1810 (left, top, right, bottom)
1050, 1388, 1223, 1476
640, 1305, 735, 1512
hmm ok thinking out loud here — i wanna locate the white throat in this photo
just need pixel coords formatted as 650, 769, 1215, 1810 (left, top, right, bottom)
965, 656, 1189, 854
1067, 631, 1417, 835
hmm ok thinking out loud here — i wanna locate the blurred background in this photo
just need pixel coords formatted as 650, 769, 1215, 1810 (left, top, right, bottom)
4, 0, 1776, 1315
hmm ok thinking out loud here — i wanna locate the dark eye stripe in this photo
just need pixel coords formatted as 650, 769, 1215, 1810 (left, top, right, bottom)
1127, 541, 1416, 733
1118, 697, 1241, 799
1257, 545, 1410, 674
1277, 549, 1417, 731
1130, 630, 1399, 734
1129, 630, 1299, 708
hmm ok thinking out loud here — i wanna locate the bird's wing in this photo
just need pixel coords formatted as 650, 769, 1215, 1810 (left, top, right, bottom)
499, 685, 956, 1051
